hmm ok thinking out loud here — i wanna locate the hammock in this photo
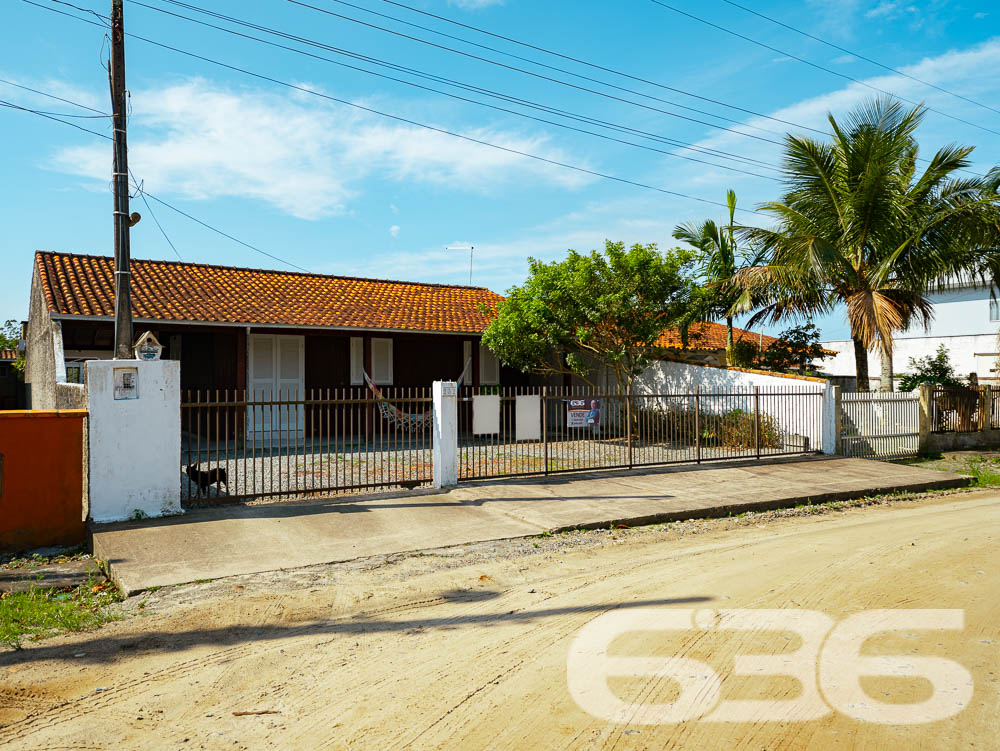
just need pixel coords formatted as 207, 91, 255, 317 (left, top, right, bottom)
362, 359, 470, 431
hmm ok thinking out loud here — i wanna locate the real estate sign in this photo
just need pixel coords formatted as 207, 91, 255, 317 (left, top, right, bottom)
567, 398, 600, 429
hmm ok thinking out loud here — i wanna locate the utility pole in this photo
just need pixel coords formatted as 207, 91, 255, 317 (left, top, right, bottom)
110, 0, 133, 359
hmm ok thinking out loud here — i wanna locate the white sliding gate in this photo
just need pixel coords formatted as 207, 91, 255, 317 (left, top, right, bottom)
839, 391, 919, 458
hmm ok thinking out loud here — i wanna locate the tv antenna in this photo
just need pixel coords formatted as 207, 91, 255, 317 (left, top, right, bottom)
445, 244, 475, 285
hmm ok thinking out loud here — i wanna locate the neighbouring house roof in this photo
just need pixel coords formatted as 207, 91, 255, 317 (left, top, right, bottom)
0, 349, 17, 361
656, 321, 780, 352
34, 251, 503, 334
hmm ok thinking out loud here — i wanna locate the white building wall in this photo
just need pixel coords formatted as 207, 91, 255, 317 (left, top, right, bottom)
86, 359, 182, 522
636, 360, 833, 454
819, 334, 998, 383
819, 283, 999, 383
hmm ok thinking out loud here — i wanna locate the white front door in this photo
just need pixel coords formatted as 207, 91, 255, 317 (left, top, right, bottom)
248, 334, 305, 443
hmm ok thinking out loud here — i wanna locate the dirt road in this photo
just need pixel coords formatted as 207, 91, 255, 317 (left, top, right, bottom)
2, 491, 997, 749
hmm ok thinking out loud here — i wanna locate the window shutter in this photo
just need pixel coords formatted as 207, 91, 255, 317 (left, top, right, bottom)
372, 337, 393, 385
480, 343, 500, 385
350, 337, 364, 385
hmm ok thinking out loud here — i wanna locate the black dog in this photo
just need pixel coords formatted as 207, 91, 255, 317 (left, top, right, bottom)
186, 464, 228, 491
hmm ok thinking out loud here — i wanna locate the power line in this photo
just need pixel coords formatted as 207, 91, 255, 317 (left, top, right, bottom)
0, 66, 311, 272
23, 0, 752, 215
648, 0, 1000, 139
298, 0, 990, 176
376, 0, 832, 138
128, 0, 783, 180
139, 191, 313, 272
129, 170, 183, 262
0, 76, 110, 115
278, 0, 798, 146
0, 97, 112, 138
715, 0, 1000, 118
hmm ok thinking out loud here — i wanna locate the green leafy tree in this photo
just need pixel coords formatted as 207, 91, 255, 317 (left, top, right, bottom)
734, 97, 1000, 391
0, 319, 24, 373
760, 323, 828, 374
672, 190, 764, 355
481, 241, 697, 395
897, 345, 962, 392
0, 320, 19, 350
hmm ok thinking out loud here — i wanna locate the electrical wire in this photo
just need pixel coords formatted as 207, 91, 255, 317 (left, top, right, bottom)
129, 170, 184, 262
648, 0, 1000, 139
716, 0, 1000, 118
0, 97, 112, 138
151, 0, 786, 149
0, 76, 109, 115
126, 0, 783, 180
312, 0, 806, 139
0, 67, 310, 272
377, 0, 831, 137
22, 0, 756, 214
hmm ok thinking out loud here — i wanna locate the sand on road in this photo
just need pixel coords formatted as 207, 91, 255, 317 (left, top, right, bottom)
1, 491, 997, 750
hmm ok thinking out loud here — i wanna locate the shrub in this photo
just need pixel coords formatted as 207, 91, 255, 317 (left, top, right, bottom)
898, 344, 963, 392
636, 403, 782, 449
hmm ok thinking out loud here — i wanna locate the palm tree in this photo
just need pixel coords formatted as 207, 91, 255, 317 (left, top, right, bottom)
733, 97, 1000, 391
673, 190, 763, 356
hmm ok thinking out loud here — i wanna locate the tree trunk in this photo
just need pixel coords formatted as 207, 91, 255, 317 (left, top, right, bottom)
879, 347, 894, 392
853, 336, 870, 392
726, 316, 734, 353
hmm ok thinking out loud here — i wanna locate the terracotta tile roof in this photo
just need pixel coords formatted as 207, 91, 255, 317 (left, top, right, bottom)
657, 321, 780, 351
35, 251, 502, 334
0, 349, 17, 361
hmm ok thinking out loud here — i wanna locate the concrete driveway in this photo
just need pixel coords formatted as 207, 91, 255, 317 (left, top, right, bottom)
92, 456, 969, 594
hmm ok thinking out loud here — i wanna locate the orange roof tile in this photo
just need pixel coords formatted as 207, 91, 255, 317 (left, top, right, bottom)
656, 321, 780, 351
0, 349, 17, 361
35, 251, 502, 334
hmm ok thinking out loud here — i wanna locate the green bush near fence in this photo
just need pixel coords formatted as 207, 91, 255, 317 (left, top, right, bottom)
638, 405, 783, 450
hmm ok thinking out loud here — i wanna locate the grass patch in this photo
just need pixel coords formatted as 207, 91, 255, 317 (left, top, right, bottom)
894, 452, 1000, 488
2, 547, 89, 569
0, 567, 122, 650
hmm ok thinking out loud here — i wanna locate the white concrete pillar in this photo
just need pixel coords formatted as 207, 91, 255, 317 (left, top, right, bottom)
86, 359, 182, 522
432, 380, 458, 489
821, 382, 839, 455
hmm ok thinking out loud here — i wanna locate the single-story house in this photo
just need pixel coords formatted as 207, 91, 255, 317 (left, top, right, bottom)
0, 349, 24, 409
656, 321, 782, 367
25, 251, 532, 409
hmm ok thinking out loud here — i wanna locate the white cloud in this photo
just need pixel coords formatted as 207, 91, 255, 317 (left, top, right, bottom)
447, 0, 504, 9
683, 37, 1000, 183
866, 1, 906, 20
49, 78, 593, 220
389, 224, 400, 238
831, 54, 858, 65
389, 203, 399, 214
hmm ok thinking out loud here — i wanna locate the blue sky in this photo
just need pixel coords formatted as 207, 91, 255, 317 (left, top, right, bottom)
2, 0, 998, 341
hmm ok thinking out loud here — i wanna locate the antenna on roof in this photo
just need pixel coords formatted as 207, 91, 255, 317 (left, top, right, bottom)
445, 244, 475, 285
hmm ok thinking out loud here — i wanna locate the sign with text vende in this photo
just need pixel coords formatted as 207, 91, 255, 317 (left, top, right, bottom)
567, 398, 600, 429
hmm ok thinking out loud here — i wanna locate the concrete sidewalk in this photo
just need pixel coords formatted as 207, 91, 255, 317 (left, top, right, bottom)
92, 456, 970, 595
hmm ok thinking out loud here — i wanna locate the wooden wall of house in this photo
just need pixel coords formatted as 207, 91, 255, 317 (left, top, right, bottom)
304, 334, 351, 393
179, 332, 238, 394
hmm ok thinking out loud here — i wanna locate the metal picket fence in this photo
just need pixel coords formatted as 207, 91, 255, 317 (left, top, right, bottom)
457, 385, 823, 481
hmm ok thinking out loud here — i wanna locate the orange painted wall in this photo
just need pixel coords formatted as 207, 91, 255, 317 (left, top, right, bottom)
0, 410, 87, 553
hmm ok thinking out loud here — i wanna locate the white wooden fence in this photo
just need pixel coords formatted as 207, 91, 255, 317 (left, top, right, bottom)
839, 391, 919, 458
